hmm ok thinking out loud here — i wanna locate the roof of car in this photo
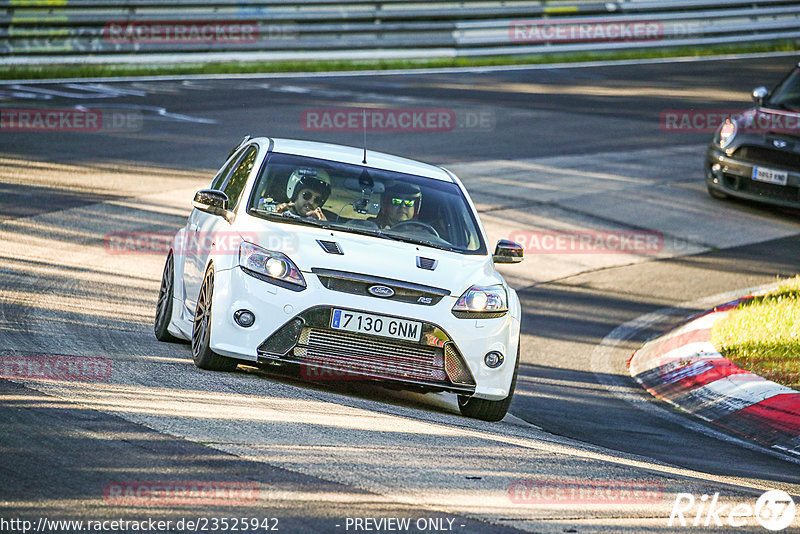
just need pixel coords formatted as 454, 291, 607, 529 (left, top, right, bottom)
263, 138, 454, 182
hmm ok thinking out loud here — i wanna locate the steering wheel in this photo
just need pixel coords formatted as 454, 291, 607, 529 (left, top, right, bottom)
389, 220, 440, 238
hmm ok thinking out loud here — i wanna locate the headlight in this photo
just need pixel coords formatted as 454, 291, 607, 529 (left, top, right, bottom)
718, 119, 738, 149
239, 241, 306, 290
452, 284, 508, 318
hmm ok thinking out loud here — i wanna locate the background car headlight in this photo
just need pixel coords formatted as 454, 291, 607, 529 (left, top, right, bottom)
239, 241, 305, 289
718, 119, 738, 148
452, 285, 508, 318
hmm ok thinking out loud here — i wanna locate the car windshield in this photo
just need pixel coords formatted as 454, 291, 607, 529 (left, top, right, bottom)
247, 152, 486, 254
767, 68, 800, 111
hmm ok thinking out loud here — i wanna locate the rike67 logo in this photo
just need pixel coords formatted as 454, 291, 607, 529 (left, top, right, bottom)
669, 490, 796, 531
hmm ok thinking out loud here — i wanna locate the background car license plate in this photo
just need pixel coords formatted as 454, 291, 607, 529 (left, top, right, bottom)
330, 309, 421, 342
752, 166, 789, 186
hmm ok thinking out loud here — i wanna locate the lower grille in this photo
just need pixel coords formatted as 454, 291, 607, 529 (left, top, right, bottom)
294, 328, 447, 382
444, 344, 474, 385
735, 176, 798, 201
257, 306, 477, 393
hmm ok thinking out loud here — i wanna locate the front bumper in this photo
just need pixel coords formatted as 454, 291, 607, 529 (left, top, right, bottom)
706, 145, 800, 208
208, 266, 520, 400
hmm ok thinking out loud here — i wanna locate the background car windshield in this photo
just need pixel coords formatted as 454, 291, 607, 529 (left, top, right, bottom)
768, 68, 800, 110
248, 152, 486, 254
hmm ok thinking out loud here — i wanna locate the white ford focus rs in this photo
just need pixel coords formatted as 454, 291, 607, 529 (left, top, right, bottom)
155, 137, 524, 421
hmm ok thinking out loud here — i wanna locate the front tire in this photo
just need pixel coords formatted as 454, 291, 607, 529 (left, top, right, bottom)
192, 267, 238, 372
154, 251, 179, 342
458, 343, 520, 422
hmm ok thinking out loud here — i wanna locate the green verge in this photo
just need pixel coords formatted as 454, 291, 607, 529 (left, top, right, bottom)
3, 40, 799, 81
711, 276, 800, 391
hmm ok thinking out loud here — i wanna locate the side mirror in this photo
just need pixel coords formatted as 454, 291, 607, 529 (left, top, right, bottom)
493, 239, 523, 264
752, 86, 768, 106
192, 189, 231, 219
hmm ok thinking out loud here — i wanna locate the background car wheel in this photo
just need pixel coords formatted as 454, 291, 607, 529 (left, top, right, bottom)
458, 342, 520, 422
192, 267, 238, 372
707, 185, 728, 200
154, 251, 179, 342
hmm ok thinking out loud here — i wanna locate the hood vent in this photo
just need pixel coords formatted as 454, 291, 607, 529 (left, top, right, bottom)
317, 240, 343, 255
416, 256, 437, 270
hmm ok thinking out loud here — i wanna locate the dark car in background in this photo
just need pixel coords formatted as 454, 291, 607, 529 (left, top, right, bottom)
706, 61, 800, 208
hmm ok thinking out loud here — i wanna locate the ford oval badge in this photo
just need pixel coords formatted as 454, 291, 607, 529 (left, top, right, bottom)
368, 285, 395, 298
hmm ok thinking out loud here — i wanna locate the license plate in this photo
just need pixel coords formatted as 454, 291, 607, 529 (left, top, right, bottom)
752, 166, 789, 186
330, 309, 421, 342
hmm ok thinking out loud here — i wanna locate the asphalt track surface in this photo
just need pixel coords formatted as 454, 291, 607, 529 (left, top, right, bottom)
2, 54, 800, 533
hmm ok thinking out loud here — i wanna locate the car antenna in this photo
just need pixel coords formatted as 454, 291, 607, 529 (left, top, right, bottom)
362, 108, 368, 164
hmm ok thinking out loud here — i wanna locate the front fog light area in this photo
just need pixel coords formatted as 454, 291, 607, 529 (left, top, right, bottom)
484, 351, 504, 368
234, 309, 255, 328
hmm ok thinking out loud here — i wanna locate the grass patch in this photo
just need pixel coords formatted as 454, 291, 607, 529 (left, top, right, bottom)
3, 40, 799, 81
711, 276, 800, 391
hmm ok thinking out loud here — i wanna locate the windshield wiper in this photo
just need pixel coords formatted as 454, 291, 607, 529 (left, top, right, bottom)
253, 209, 329, 228
325, 225, 405, 243
381, 233, 457, 252
322, 224, 451, 249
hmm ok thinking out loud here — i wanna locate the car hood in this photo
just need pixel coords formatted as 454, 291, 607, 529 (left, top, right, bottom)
738, 107, 800, 137
237, 218, 501, 296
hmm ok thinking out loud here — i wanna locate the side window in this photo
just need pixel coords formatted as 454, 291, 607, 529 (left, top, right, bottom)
222, 146, 258, 209
210, 147, 246, 190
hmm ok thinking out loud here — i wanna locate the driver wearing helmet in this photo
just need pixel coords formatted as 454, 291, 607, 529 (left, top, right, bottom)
276, 168, 331, 220
374, 183, 422, 228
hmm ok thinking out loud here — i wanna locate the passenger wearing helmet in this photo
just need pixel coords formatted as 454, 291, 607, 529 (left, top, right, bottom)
374, 182, 421, 228
276, 168, 331, 220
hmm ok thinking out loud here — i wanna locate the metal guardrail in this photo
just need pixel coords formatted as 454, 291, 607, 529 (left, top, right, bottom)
0, 0, 798, 64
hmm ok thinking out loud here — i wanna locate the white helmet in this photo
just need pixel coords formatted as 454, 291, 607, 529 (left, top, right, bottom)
286, 168, 331, 202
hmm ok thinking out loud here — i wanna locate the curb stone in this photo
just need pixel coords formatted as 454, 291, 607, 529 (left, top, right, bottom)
629, 298, 800, 457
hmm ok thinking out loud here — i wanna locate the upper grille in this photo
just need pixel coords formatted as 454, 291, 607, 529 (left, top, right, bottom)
293, 327, 447, 383
312, 268, 449, 306
734, 145, 800, 170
